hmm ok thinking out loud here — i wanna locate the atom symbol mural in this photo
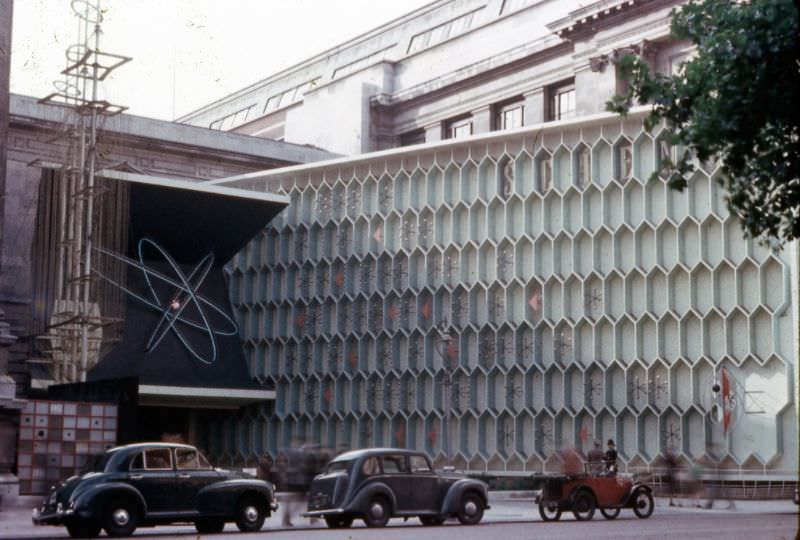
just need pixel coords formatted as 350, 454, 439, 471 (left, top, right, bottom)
94, 238, 238, 365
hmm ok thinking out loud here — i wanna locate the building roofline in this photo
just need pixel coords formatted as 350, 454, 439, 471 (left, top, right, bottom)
175, 0, 452, 122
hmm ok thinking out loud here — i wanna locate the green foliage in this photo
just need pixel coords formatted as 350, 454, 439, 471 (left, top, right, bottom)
608, 0, 800, 245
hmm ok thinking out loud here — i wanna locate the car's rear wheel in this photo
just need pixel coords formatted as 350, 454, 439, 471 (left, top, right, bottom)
65, 518, 101, 538
324, 515, 354, 528
195, 517, 226, 534
102, 497, 139, 537
600, 507, 620, 519
538, 500, 562, 521
632, 489, 654, 519
456, 492, 484, 525
419, 515, 445, 526
571, 490, 596, 521
235, 495, 266, 532
362, 496, 390, 527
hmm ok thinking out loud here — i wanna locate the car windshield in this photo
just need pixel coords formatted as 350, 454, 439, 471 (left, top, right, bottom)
80, 453, 111, 474
326, 460, 353, 473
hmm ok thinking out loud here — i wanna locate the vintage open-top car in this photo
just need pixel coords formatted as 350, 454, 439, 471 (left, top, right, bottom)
32, 442, 277, 538
533, 464, 654, 521
304, 448, 489, 528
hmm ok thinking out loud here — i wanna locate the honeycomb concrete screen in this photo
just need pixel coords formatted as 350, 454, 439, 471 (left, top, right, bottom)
216, 112, 796, 477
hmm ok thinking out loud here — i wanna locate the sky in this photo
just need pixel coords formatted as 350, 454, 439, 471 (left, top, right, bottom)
10, 0, 432, 121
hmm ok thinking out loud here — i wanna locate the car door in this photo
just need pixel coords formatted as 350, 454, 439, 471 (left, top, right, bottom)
407, 454, 442, 513
379, 454, 412, 512
173, 447, 219, 513
127, 448, 177, 514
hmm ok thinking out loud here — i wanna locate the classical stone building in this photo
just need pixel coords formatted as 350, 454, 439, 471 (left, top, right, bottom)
179, 0, 798, 480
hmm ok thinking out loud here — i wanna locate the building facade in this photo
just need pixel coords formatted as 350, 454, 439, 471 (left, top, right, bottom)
182, 0, 798, 478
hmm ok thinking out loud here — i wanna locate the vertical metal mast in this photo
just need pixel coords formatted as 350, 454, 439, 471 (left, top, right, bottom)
36, 0, 130, 383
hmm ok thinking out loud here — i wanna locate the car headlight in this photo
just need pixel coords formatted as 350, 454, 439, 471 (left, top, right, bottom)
48, 492, 57, 505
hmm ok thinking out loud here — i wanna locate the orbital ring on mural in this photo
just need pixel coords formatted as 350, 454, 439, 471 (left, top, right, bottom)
93, 238, 238, 365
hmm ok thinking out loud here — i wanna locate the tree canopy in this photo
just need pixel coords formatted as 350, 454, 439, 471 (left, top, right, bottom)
607, 0, 800, 246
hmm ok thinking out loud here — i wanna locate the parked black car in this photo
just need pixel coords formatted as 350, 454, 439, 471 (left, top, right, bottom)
32, 442, 277, 538
304, 448, 489, 528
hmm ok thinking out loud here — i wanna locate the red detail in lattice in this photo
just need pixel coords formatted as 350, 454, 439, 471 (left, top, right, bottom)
394, 426, 405, 445
372, 226, 383, 243
295, 312, 305, 328
387, 304, 399, 321
348, 351, 358, 368
334, 272, 345, 288
528, 292, 542, 313
324, 388, 333, 403
428, 429, 438, 444
420, 301, 431, 320
579, 424, 591, 443
446, 341, 459, 365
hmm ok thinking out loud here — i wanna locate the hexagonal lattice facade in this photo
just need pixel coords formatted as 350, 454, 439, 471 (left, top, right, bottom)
205, 114, 796, 476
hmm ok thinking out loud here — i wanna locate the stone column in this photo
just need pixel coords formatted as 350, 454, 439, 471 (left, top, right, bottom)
424, 122, 442, 144
0, 0, 12, 259
0, 0, 24, 510
0, 309, 23, 508
523, 88, 545, 126
471, 105, 493, 135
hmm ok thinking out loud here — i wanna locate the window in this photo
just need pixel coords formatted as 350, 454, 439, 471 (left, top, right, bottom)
142, 449, 172, 470
332, 46, 395, 79
362, 457, 380, 476
130, 453, 144, 470
548, 79, 576, 121
399, 129, 425, 147
407, 9, 482, 54
381, 455, 408, 473
446, 116, 472, 139
494, 99, 524, 131
176, 448, 212, 470
409, 455, 432, 473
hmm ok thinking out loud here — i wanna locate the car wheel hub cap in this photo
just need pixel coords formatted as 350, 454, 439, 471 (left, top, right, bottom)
244, 506, 258, 522
370, 503, 384, 519
112, 508, 130, 527
464, 500, 478, 515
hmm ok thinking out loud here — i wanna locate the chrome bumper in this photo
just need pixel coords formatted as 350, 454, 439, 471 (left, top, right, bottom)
302, 508, 345, 517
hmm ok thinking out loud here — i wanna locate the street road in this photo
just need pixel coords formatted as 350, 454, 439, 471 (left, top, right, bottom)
3, 501, 797, 540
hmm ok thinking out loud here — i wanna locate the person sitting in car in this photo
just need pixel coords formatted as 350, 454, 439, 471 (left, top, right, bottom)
604, 439, 618, 474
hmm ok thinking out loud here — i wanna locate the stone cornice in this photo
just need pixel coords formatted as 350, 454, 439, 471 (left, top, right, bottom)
547, 0, 683, 41
9, 94, 337, 167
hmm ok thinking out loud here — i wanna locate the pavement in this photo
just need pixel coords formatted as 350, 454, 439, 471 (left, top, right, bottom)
1, 492, 796, 539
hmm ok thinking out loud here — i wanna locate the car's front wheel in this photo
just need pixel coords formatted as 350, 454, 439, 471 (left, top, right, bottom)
456, 492, 484, 525
65, 518, 101, 538
362, 496, 390, 527
632, 489, 654, 519
571, 490, 596, 521
102, 497, 139, 537
195, 517, 226, 534
324, 515, 354, 528
234, 495, 266, 532
600, 507, 620, 519
538, 500, 562, 521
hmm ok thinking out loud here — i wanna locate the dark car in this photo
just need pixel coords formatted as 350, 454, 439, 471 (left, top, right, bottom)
533, 463, 654, 521
303, 448, 489, 528
32, 442, 277, 538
